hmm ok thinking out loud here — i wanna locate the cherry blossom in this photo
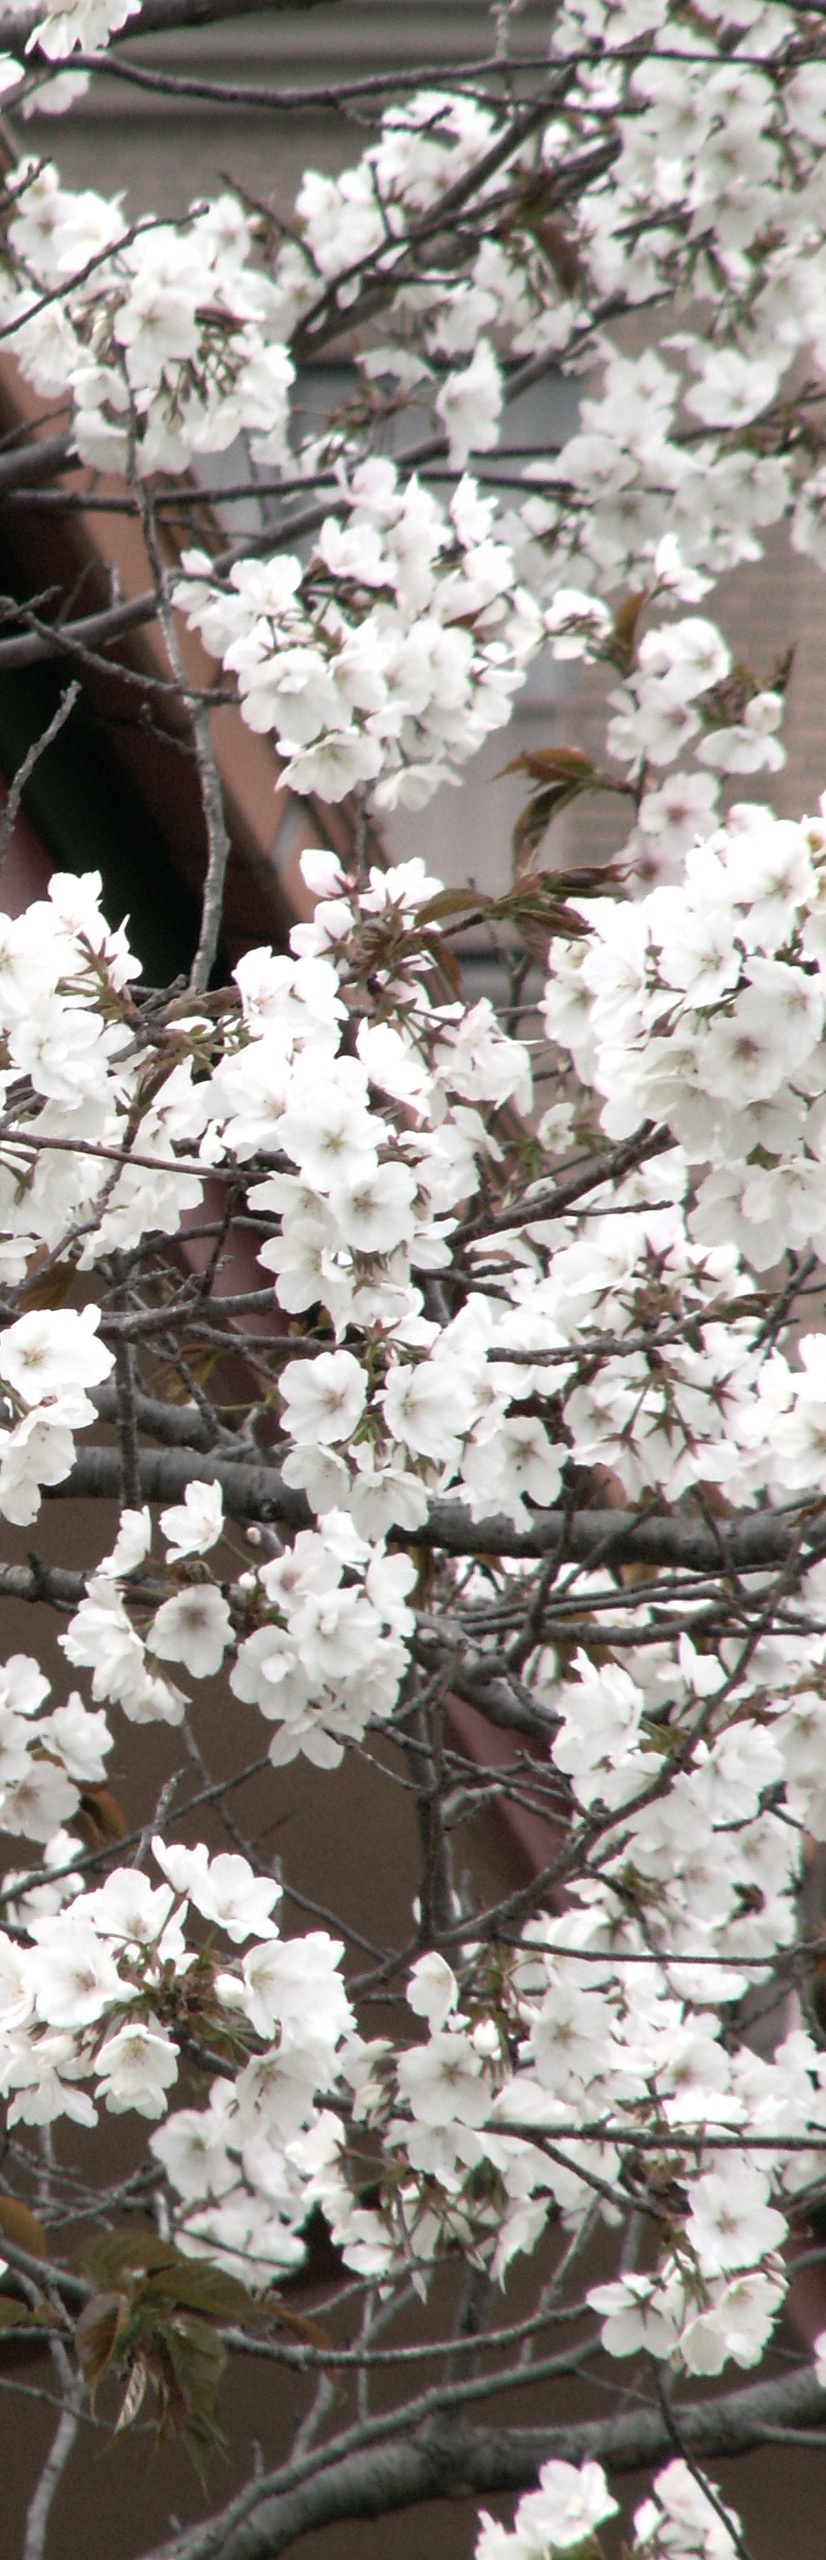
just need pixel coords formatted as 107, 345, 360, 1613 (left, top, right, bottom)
2, 13, 826, 2550
159, 1480, 224, 1562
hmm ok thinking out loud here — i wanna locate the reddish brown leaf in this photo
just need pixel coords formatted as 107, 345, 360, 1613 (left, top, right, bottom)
75, 2291, 131, 2389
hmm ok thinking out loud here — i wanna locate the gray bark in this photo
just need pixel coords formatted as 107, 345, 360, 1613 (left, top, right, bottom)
141, 2366, 826, 2560
46, 1441, 825, 1575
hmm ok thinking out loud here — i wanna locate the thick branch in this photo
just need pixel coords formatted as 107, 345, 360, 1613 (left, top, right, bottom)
51, 1440, 308, 1527
420, 1498, 824, 1570
0, 428, 75, 492
41, 1443, 826, 1576
0, 584, 168, 670
143, 2366, 826, 2560
93, 1384, 216, 1451
0, 1559, 86, 1609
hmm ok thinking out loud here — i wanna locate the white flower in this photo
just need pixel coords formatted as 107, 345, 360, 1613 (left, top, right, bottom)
86, 1869, 183, 1956
279, 1351, 366, 1447
0, 1405, 79, 1526
0, 1934, 36, 2029
151, 2098, 237, 2200
476, 2460, 618, 2560
686, 351, 779, 428
149, 1585, 233, 1678
152, 1837, 210, 1898
685, 2163, 786, 2275
278, 1063, 378, 1190
638, 771, 720, 860
396, 2028, 490, 2128
30, 0, 141, 63
281, 1443, 349, 1513
637, 618, 731, 703
281, 730, 383, 802
160, 1480, 224, 1561
1, 1759, 79, 1841
96, 2019, 178, 2118
238, 1931, 351, 2042
407, 1951, 458, 2031
329, 1160, 418, 1253
381, 1355, 476, 1461
97, 1507, 152, 1577
521, 2459, 619, 2554
436, 339, 503, 467
0, 1305, 113, 1405
186, 1852, 281, 1945
678, 2270, 785, 2374
29, 1919, 123, 2028
587, 2272, 685, 2361
44, 1694, 112, 1784
6, 2031, 97, 2129
632, 2460, 741, 2559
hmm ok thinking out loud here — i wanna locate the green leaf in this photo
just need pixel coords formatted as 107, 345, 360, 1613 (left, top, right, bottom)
158, 2312, 228, 2483
0, 2297, 53, 2331
71, 2228, 181, 2288
141, 2261, 267, 2327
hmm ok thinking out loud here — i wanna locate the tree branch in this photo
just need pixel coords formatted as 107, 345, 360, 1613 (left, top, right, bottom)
0, 427, 75, 492
140, 2365, 826, 2560
36, 1441, 826, 1578
22, 2339, 84, 2560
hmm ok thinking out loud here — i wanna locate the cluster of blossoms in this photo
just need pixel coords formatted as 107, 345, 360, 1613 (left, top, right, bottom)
0, 1830, 356, 2287
2, 18, 826, 829
542, 797, 826, 1278
6, 1786, 819, 2384
161, 19, 826, 847
0, 0, 140, 64
0, 168, 293, 474
7, 1, 826, 2542
476, 2457, 741, 2560
6, 822, 826, 2374
11, 814, 826, 2382
61, 1492, 419, 1767
0, 1648, 111, 1843
0, 1302, 113, 1526
174, 466, 542, 808
284, 1901, 820, 2352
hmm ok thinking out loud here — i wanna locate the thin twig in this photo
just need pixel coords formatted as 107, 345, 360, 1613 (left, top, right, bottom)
0, 681, 79, 866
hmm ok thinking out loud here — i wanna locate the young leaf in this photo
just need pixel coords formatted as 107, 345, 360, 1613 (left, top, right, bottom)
499, 747, 596, 784
414, 886, 492, 924
0, 2298, 53, 2331
0, 2196, 48, 2260
607, 588, 650, 672
72, 2228, 180, 2288
73, 1785, 128, 1847
141, 2261, 268, 2327
112, 2353, 149, 2437
158, 2313, 228, 2482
